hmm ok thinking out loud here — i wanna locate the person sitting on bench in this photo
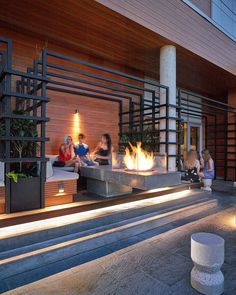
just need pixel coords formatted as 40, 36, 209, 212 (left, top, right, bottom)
58, 135, 80, 173
74, 133, 97, 166
91, 133, 114, 165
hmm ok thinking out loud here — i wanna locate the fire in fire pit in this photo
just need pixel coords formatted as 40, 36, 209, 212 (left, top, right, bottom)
124, 142, 154, 171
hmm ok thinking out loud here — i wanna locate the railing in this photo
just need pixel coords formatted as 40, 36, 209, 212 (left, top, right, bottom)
0, 37, 49, 213
27, 48, 176, 169
177, 89, 236, 181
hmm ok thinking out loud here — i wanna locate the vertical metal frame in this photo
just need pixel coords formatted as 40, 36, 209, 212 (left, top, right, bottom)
0, 36, 49, 213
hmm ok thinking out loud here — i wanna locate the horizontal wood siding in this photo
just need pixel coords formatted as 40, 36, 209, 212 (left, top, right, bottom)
0, 28, 143, 154
97, 0, 236, 76
45, 180, 77, 207
0, 187, 5, 214
0, 0, 236, 97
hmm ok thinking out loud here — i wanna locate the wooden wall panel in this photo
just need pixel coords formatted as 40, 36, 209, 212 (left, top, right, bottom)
97, 0, 236, 76
0, 0, 236, 97
45, 180, 77, 207
0, 27, 142, 154
0, 187, 5, 214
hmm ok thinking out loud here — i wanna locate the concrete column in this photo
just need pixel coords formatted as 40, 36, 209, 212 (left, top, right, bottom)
160, 45, 176, 171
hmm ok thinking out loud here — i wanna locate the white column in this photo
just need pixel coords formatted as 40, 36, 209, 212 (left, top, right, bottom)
160, 45, 176, 171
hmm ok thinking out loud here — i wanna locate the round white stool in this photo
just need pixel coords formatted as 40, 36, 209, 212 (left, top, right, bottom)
191, 232, 224, 295
201, 179, 212, 192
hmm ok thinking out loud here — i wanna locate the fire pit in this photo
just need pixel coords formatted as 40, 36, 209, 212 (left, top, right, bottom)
80, 142, 181, 197
124, 142, 154, 172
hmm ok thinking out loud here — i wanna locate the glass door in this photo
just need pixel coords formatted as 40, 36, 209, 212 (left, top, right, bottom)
187, 124, 202, 152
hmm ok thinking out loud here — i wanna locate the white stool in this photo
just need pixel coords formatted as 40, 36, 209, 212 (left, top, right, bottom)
201, 179, 212, 192
191, 232, 224, 295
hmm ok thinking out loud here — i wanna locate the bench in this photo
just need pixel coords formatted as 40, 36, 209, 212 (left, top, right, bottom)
0, 156, 79, 213
45, 155, 79, 207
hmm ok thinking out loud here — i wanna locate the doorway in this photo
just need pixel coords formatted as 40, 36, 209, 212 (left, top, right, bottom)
181, 123, 202, 160
188, 124, 202, 152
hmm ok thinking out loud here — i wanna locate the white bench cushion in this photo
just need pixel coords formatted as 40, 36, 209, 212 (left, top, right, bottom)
46, 168, 79, 182
0, 162, 4, 181
46, 155, 59, 178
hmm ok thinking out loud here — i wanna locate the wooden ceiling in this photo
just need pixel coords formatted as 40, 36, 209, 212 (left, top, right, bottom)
0, 0, 235, 97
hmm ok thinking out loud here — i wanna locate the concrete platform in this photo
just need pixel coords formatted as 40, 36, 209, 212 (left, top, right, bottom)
81, 166, 181, 197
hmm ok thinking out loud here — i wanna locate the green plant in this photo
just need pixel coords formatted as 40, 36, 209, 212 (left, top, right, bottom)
6, 171, 27, 183
119, 128, 160, 153
1, 110, 38, 179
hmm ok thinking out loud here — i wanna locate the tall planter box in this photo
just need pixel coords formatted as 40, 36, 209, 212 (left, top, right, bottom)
10, 177, 41, 213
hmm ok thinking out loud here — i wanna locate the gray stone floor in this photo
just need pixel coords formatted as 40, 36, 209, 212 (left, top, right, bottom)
3, 192, 236, 295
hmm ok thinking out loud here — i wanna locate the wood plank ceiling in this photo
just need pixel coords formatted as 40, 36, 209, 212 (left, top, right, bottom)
0, 0, 235, 97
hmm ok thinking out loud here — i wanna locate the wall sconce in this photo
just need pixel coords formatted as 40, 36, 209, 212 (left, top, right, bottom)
75, 109, 79, 114
58, 183, 65, 193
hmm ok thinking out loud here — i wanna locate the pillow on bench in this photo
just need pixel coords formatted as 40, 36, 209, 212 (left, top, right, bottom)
0, 162, 4, 187
46, 155, 76, 180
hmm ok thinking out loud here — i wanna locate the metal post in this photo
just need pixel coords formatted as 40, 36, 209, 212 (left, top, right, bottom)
166, 87, 169, 171
40, 50, 47, 208
224, 113, 227, 181
177, 89, 182, 171
4, 39, 13, 213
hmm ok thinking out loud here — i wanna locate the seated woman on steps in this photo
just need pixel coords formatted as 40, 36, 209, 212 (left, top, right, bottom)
181, 149, 200, 183
58, 135, 80, 173
198, 149, 214, 191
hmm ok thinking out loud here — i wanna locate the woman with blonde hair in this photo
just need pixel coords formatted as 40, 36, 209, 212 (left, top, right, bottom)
198, 149, 214, 191
181, 149, 200, 183
58, 135, 80, 173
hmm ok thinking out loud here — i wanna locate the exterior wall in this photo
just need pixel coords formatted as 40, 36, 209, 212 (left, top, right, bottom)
212, 0, 236, 39
97, 0, 236, 76
189, 0, 212, 16
0, 28, 143, 155
0, 187, 5, 214
227, 88, 236, 180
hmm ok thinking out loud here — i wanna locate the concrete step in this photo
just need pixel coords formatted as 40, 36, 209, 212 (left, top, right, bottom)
0, 194, 213, 260
0, 197, 218, 280
0, 189, 208, 251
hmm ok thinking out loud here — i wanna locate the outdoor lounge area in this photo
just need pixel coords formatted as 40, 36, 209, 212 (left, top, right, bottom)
0, 1, 236, 295
0, 31, 236, 215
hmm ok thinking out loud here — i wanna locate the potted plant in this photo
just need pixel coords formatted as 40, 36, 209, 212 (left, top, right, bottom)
0, 110, 41, 212
119, 128, 160, 153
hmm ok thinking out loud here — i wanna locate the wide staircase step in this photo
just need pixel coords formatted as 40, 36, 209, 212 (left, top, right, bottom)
0, 190, 220, 283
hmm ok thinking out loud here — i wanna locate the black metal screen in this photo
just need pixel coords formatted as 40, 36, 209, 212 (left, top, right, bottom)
0, 37, 49, 213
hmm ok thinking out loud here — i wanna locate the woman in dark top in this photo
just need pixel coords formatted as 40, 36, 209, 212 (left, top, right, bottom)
92, 133, 113, 165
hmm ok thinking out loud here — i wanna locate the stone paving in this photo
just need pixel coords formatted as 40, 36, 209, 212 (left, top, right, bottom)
3, 192, 236, 295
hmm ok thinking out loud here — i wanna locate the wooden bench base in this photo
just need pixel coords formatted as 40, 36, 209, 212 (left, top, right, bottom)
0, 187, 5, 214
45, 179, 77, 207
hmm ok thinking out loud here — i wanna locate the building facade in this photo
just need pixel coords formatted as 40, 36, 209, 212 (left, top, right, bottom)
0, 0, 236, 213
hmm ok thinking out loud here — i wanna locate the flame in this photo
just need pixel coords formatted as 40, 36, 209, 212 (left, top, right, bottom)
124, 142, 154, 171
112, 152, 120, 168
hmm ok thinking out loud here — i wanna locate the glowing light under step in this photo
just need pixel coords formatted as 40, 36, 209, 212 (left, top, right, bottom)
0, 190, 191, 237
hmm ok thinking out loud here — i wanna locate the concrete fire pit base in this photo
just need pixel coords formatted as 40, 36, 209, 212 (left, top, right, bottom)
80, 165, 181, 197
87, 179, 132, 197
